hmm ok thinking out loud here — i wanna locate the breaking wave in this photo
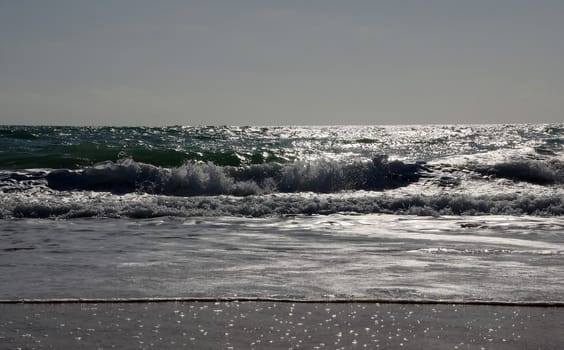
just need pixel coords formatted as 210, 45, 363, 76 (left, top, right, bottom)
5, 155, 564, 198
471, 159, 564, 185
2, 192, 564, 219
30, 156, 428, 196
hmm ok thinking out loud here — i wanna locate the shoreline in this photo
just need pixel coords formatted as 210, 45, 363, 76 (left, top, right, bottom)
2, 297, 564, 307
2, 301, 562, 349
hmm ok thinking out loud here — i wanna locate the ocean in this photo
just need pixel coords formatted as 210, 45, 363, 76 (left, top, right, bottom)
1, 124, 563, 303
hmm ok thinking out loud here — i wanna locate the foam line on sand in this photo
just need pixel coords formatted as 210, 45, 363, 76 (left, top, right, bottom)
1, 297, 563, 307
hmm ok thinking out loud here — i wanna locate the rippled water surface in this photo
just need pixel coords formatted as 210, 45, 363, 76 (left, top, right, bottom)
1, 124, 563, 302
1, 215, 563, 302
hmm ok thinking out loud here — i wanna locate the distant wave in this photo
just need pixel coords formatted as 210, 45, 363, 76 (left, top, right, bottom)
2, 124, 562, 170
0, 129, 38, 140
0, 143, 287, 169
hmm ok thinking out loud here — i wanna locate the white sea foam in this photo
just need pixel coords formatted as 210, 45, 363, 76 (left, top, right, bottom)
1, 124, 563, 302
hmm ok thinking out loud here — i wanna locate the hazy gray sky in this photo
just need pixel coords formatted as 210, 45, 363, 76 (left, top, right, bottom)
1, 0, 563, 126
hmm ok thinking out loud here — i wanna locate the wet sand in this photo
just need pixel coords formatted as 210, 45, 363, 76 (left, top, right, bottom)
1, 301, 562, 349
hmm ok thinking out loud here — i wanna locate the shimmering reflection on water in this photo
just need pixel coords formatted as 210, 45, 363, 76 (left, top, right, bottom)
1, 215, 563, 301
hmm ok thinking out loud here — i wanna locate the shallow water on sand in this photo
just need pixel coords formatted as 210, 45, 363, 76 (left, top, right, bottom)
1, 214, 563, 302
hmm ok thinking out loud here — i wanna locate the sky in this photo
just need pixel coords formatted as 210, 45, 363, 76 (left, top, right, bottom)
1, 0, 563, 126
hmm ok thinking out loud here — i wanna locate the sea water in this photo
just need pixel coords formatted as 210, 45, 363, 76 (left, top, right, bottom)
1, 124, 563, 302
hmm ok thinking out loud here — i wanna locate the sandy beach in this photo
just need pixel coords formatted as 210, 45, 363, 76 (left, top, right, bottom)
1, 301, 562, 349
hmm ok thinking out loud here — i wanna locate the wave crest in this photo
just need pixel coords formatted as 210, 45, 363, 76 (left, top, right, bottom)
43, 157, 427, 196
471, 159, 564, 185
